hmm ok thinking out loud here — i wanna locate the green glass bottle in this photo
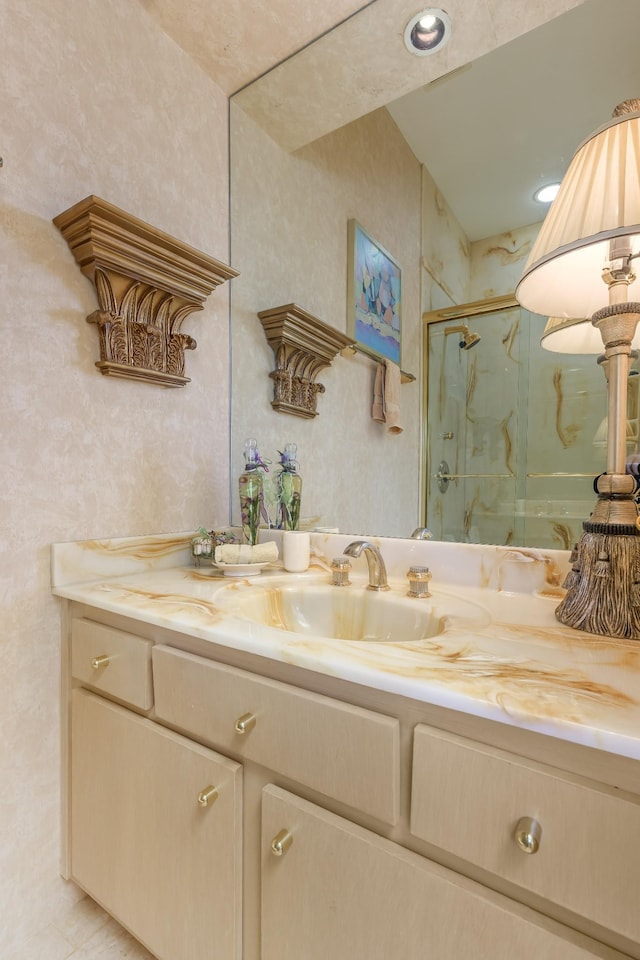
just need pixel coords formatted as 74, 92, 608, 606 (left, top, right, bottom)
276, 442, 302, 530
238, 439, 265, 545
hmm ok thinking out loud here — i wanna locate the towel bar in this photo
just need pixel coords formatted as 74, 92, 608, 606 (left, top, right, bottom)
341, 345, 415, 383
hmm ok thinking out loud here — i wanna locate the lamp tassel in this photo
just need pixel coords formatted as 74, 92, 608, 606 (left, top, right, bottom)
556, 530, 640, 638
562, 564, 581, 591
593, 551, 610, 577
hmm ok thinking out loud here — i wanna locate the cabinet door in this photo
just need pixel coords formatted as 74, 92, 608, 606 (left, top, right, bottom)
71, 689, 242, 960
261, 785, 615, 960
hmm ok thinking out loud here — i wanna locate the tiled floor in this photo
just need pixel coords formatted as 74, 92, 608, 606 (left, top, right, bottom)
9, 896, 155, 960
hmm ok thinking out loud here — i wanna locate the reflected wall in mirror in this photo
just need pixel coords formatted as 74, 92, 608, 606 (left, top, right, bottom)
229, 0, 640, 543
230, 102, 423, 538
424, 298, 640, 550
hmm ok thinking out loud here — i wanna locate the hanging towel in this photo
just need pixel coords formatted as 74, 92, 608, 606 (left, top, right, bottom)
371, 360, 403, 434
383, 359, 403, 434
372, 362, 386, 423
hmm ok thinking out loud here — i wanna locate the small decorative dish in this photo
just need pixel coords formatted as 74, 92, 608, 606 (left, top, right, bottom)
212, 561, 273, 578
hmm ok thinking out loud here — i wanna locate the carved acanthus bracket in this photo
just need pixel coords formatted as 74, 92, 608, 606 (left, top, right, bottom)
54, 196, 238, 387
258, 303, 355, 418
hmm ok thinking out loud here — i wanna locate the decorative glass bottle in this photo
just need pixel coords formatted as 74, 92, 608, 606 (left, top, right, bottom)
238, 439, 266, 545
275, 443, 303, 530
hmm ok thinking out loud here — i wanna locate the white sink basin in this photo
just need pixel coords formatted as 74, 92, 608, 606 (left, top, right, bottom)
216, 581, 490, 643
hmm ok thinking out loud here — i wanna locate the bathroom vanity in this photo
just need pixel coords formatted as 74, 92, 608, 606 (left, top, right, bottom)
52, 533, 640, 960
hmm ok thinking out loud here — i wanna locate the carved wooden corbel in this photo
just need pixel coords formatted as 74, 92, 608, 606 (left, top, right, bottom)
258, 303, 355, 418
54, 196, 238, 387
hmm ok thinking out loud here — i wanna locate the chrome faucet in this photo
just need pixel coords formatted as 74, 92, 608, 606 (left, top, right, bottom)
411, 527, 433, 540
343, 540, 390, 591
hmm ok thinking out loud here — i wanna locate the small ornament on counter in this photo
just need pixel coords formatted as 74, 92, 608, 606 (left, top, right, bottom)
191, 528, 238, 567
281, 530, 310, 571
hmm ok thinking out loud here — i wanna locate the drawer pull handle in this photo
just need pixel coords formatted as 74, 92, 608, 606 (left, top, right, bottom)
197, 785, 219, 808
271, 829, 293, 857
90, 655, 110, 670
514, 816, 542, 854
235, 712, 257, 735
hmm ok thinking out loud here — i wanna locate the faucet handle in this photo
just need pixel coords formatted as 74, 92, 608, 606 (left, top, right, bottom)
331, 557, 352, 587
407, 565, 432, 598
411, 527, 433, 540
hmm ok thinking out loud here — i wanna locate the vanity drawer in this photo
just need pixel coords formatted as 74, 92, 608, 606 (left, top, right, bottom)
71, 618, 153, 710
152, 645, 400, 824
410, 725, 640, 944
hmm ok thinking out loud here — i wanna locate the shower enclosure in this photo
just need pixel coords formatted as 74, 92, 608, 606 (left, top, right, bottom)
423, 295, 639, 550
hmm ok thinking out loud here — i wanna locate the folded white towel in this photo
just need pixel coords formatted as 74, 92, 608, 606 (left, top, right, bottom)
215, 542, 279, 565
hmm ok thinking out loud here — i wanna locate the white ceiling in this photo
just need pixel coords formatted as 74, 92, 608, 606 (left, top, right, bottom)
387, 0, 640, 240
140, 0, 640, 242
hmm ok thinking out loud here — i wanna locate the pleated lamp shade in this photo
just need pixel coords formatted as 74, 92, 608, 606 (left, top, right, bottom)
541, 315, 640, 353
517, 100, 640, 320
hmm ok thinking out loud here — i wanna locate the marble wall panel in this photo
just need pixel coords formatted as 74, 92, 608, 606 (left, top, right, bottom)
421, 165, 471, 306
469, 222, 541, 301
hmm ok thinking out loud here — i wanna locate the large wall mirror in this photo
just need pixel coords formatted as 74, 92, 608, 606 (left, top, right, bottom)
229, 0, 640, 548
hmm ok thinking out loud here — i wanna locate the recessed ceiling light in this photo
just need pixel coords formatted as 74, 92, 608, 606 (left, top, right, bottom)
534, 183, 561, 204
404, 8, 451, 56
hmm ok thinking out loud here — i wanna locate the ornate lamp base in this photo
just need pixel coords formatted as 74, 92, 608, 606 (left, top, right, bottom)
557, 473, 640, 639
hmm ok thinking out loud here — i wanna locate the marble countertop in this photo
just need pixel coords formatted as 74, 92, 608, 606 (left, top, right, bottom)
51, 532, 640, 762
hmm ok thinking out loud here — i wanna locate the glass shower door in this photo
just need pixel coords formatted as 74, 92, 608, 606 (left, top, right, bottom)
424, 300, 617, 549
425, 305, 523, 545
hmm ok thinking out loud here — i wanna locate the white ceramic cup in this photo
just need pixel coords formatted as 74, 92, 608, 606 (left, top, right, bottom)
281, 530, 310, 572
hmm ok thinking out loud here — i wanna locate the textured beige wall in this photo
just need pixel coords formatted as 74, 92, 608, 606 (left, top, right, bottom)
138, 0, 369, 93
230, 104, 422, 538
1, 1, 230, 954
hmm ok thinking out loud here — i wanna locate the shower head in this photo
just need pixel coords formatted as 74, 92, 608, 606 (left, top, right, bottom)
461, 331, 481, 350
444, 324, 481, 350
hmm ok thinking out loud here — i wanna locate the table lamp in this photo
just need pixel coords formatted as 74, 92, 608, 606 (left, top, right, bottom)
516, 99, 640, 639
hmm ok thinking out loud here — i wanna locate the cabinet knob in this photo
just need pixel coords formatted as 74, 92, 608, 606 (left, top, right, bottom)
197, 785, 219, 808
271, 829, 293, 857
235, 712, 257, 735
514, 816, 542, 854
90, 654, 110, 670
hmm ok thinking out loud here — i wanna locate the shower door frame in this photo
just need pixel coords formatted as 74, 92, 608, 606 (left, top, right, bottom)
420, 293, 518, 535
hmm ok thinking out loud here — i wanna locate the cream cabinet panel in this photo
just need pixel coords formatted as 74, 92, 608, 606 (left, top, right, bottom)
71, 689, 242, 960
411, 724, 640, 944
71, 617, 153, 709
153, 644, 400, 823
261, 785, 612, 960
